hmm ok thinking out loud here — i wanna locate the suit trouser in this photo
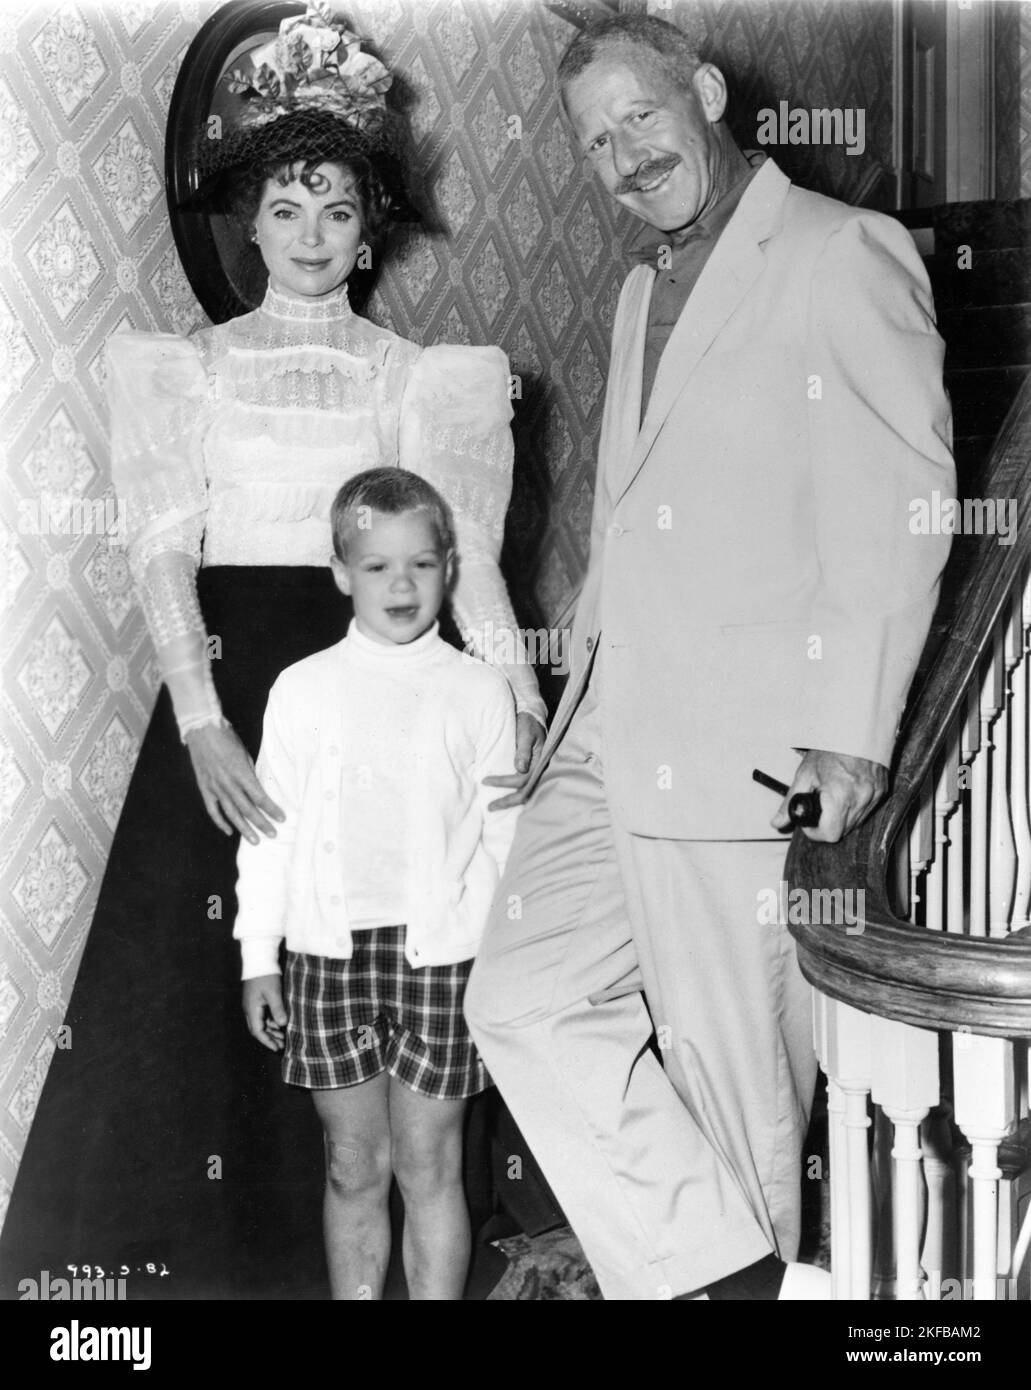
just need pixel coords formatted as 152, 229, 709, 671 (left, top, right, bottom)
465, 675, 817, 1300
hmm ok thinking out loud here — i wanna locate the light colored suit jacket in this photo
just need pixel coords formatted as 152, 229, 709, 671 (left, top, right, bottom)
531, 160, 955, 839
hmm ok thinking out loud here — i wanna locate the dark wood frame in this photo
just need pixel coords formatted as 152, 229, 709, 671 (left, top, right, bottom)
543, 1, 619, 29
165, 0, 305, 324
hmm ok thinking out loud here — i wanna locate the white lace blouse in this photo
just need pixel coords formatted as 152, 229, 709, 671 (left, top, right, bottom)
107, 283, 545, 735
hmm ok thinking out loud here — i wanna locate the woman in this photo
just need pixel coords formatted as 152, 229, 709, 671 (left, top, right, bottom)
0, 10, 544, 1300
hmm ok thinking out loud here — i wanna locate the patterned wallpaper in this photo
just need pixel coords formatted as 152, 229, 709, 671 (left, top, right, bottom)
634, 0, 897, 207
0, 0, 640, 1231
0, 0, 224, 1231
1, 0, 1013, 1222
346, 0, 632, 646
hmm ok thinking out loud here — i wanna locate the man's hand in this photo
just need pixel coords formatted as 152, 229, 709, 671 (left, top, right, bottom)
484, 711, 547, 811
185, 722, 284, 844
771, 749, 888, 843
243, 975, 286, 1052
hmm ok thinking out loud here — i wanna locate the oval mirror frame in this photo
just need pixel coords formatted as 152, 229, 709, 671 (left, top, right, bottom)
165, 0, 305, 324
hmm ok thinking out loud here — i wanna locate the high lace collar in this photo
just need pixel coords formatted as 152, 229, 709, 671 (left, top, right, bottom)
260, 281, 354, 324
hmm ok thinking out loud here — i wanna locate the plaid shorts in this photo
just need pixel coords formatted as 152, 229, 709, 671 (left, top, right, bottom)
283, 925, 489, 1099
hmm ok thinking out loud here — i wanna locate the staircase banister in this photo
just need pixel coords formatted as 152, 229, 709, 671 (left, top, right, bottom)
787, 371, 1031, 1039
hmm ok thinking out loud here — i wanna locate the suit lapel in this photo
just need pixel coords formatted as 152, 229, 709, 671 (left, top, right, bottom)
615, 160, 792, 504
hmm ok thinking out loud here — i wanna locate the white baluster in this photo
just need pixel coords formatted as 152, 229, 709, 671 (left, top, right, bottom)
931, 745, 961, 933
909, 781, 934, 927
960, 686, 981, 936
990, 623, 1018, 937
871, 1018, 940, 1300
948, 703, 976, 936
970, 653, 1005, 936
1013, 1200, 1031, 1297
1010, 573, 1031, 930
814, 996, 852, 1301
825, 1000, 874, 1299
952, 1032, 1016, 1300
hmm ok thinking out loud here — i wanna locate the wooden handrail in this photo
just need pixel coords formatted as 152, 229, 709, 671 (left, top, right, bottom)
787, 371, 1031, 1038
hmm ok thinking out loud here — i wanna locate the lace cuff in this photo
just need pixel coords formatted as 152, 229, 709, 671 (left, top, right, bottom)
509, 671, 548, 727
451, 550, 548, 726
107, 331, 220, 739
138, 550, 222, 739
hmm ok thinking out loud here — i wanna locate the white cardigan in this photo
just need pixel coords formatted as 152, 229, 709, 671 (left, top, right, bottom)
234, 623, 521, 975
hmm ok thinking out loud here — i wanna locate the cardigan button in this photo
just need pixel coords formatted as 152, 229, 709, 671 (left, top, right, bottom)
585, 636, 594, 653
330, 894, 341, 907
327, 744, 340, 756
323, 841, 335, 853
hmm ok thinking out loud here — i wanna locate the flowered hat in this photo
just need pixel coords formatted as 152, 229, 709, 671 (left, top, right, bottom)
190, 2, 418, 221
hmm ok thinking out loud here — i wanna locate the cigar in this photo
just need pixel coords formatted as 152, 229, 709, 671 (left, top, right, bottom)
752, 768, 822, 829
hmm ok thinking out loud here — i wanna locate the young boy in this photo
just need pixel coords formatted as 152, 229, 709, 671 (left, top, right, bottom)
235, 467, 521, 1301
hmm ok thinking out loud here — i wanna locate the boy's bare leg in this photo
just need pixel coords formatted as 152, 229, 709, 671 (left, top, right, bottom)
312, 1073, 392, 1300
389, 1081, 469, 1300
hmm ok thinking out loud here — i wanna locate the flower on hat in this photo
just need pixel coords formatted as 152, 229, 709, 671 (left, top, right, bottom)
226, 2, 392, 131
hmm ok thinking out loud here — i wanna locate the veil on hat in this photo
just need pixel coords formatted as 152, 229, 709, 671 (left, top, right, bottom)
186, 2, 419, 223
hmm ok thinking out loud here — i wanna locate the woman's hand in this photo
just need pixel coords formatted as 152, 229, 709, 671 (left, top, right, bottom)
515, 711, 546, 775
484, 711, 547, 811
185, 722, 285, 844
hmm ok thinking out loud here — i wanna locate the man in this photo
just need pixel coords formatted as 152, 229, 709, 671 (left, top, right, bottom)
466, 15, 954, 1300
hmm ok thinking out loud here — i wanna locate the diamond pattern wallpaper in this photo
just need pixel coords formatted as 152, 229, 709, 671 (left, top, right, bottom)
0, 0, 1021, 1223
0, 0, 221, 1226
638, 0, 897, 206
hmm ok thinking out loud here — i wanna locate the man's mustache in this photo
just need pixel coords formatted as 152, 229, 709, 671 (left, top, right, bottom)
614, 155, 680, 196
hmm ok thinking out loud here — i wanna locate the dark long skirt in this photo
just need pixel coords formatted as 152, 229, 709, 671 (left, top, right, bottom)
1, 568, 354, 1299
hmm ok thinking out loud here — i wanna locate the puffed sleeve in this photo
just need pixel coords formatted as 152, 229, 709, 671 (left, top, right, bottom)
398, 345, 546, 726
107, 332, 222, 738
